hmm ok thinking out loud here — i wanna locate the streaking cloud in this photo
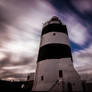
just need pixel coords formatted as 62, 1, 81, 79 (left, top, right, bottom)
0, 0, 56, 80
73, 44, 92, 81
65, 14, 88, 46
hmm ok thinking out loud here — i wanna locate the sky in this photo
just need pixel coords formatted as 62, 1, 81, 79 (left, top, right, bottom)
0, 0, 92, 81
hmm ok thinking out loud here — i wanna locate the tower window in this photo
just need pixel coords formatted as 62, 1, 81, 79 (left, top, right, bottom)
41, 76, 44, 81
53, 33, 56, 36
59, 70, 63, 78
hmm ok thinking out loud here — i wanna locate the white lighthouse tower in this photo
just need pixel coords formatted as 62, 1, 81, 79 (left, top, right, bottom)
32, 16, 82, 92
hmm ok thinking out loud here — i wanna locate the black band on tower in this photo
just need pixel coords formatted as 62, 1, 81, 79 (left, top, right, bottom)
37, 44, 72, 62
41, 24, 68, 36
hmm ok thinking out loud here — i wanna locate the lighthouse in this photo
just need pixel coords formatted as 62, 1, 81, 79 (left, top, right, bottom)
32, 16, 82, 92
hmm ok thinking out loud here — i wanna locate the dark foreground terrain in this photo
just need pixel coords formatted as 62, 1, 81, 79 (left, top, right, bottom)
0, 80, 92, 92
0, 80, 33, 92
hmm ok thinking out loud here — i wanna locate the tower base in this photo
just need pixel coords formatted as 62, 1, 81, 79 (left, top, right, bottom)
32, 58, 83, 92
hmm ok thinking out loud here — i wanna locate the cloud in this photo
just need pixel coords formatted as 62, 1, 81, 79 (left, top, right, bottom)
73, 44, 92, 80
57, 12, 88, 46
0, 54, 36, 80
0, 70, 27, 81
0, 0, 56, 80
66, 14, 88, 45
71, 0, 92, 13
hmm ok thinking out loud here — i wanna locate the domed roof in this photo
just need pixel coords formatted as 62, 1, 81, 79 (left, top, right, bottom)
50, 16, 59, 21
43, 16, 62, 27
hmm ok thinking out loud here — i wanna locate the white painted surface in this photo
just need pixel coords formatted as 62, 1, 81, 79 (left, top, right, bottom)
40, 32, 70, 47
33, 58, 82, 91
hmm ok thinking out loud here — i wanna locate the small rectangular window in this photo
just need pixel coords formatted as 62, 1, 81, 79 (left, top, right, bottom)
59, 70, 63, 78
41, 76, 44, 81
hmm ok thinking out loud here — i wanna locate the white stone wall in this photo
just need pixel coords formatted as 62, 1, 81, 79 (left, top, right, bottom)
40, 32, 70, 47
33, 58, 82, 91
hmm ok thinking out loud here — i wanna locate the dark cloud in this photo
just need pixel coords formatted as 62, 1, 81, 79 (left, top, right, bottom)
0, 6, 9, 24
0, 70, 26, 80
0, 57, 10, 67
0, 53, 35, 80
0, 0, 36, 30
0, 55, 34, 67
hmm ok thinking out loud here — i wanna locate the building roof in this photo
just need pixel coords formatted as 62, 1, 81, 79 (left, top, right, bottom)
43, 16, 62, 27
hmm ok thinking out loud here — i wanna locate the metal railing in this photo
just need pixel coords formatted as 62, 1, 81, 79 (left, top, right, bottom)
48, 80, 59, 92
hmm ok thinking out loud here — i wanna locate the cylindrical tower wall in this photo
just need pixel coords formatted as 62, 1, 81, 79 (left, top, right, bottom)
37, 23, 72, 62
32, 17, 82, 92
